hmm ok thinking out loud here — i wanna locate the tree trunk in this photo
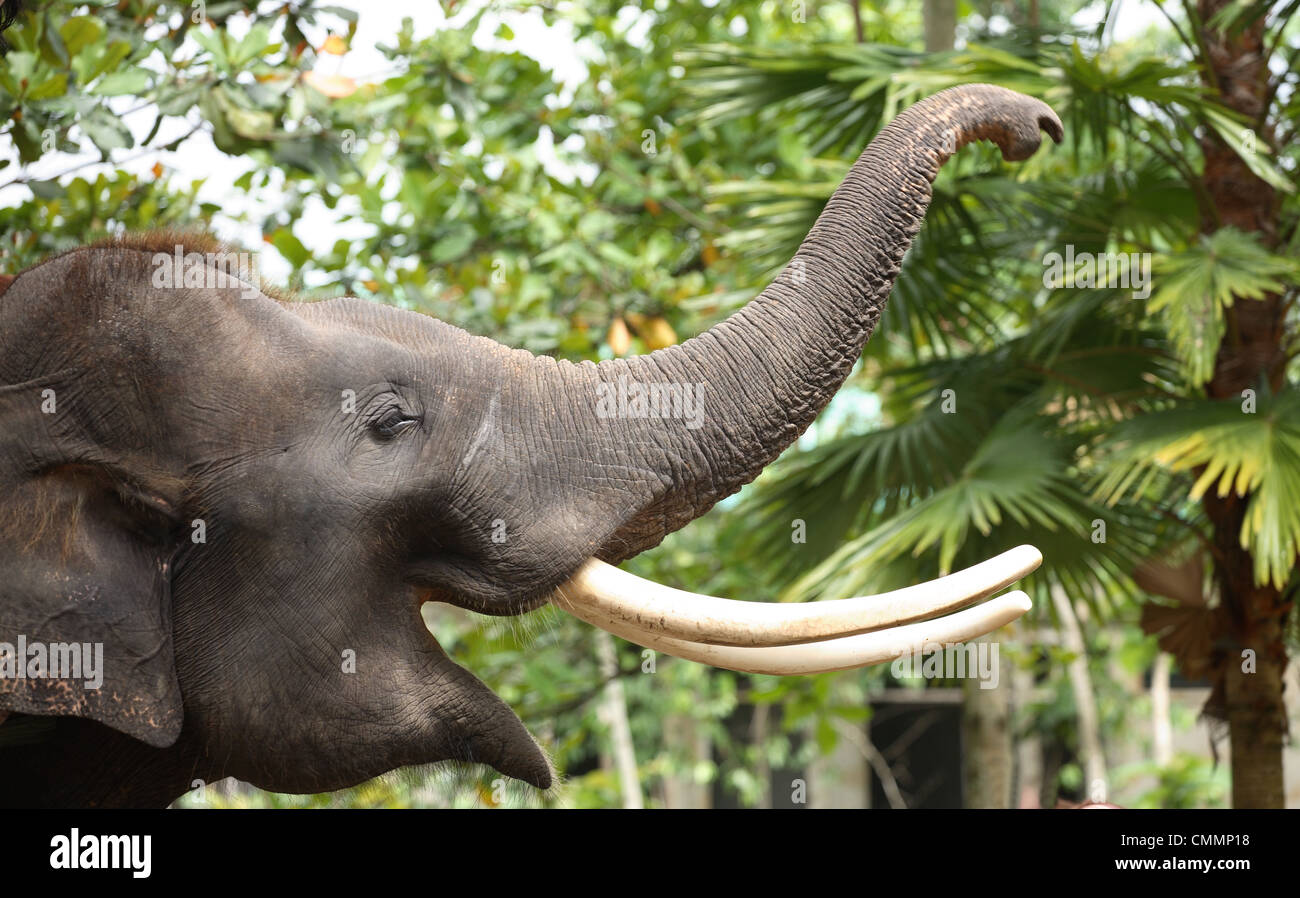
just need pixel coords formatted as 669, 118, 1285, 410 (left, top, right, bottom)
1151, 652, 1173, 767
961, 636, 1011, 807
661, 713, 711, 808
750, 702, 773, 809
1225, 647, 1287, 806
1012, 662, 1043, 807
1052, 587, 1107, 799
1195, 0, 1289, 809
595, 632, 643, 808
923, 0, 956, 52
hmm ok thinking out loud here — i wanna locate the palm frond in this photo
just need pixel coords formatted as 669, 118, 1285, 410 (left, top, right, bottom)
1095, 388, 1300, 586
780, 409, 1162, 621
1148, 228, 1299, 385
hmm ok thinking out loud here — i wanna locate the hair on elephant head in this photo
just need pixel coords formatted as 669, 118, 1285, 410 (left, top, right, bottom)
0, 0, 27, 53
0, 85, 1058, 807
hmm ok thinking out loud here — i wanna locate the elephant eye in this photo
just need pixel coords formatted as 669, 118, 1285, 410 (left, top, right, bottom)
370, 409, 420, 440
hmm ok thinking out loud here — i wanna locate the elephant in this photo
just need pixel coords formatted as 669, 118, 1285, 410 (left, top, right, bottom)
0, 84, 1059, 808
0, 1, 22, 52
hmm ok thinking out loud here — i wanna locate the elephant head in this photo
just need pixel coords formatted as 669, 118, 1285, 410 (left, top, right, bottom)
0, 84, 1058, 807
0, 1, 24, 52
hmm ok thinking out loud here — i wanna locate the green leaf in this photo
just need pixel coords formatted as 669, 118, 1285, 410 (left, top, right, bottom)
191, 27, 231, 73
27, 72, 68, 100
431, 226, 476, 264
270, 227, 311, 268
1148, 229, 1297, 386
231, 25, 273, 67
1096, 391, 1300, 588
314, 5, 360, 22
73, 40, 133, 84
1202, 106, 1295, 193
156, 83, 203, 116
27, 180, 62, 199
90, 70, 151, 97
58, 16, 105, 57
212, 85, 275, 139
80, 109, 133, 154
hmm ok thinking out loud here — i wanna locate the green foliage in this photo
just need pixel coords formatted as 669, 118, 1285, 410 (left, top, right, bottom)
701, 10, 1300, 613
1149, 229, 1299, 385
684, 0, 1299, 807
1115, 755, 1231, 809
1096, 389, 1300, 587
0, 169, 216, 270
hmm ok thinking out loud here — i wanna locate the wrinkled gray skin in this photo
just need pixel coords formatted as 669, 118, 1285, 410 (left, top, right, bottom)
0, 85, 1061, 807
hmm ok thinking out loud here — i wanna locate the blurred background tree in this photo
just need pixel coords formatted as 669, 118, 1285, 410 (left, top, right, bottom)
1, 0, 1295, 808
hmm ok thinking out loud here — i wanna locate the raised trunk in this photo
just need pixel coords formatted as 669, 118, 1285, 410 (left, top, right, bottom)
565, 84, 1061, 562
1196, 0, 1289, 809
423, 87, 1054, 622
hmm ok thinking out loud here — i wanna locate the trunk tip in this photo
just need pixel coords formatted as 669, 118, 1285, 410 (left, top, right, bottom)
929, 83, 1064, 162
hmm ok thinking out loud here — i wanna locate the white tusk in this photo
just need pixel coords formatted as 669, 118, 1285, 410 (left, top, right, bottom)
554, 545, 1041, 647
559, 590, 1033, 675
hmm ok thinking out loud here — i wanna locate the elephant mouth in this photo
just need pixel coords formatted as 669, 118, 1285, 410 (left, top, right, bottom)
407, 556, 557, 618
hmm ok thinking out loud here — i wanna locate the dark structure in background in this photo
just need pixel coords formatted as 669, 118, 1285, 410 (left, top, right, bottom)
867, 702, 964, 809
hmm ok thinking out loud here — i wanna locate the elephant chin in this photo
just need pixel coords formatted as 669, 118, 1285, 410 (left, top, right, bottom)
421, 637, 555, 791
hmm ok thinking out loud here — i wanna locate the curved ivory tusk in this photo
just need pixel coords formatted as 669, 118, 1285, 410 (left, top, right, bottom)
555, 545, 1041, 647
558, 590, 1033, 675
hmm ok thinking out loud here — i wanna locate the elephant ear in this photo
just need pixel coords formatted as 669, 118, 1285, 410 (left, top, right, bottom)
0, 395, 185, 748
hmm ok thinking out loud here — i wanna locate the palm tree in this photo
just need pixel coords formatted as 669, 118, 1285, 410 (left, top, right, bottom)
683, 1, 1299, 807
